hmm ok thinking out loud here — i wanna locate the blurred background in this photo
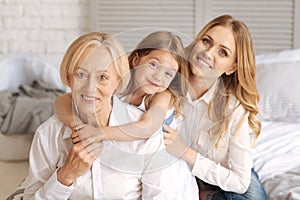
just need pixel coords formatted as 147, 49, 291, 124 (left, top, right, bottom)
0, 0, 299, 67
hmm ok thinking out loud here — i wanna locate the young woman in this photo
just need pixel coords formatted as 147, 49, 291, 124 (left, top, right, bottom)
164, 14, 268, 200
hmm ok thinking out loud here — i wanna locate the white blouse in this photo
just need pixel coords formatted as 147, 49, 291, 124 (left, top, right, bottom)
24, 96, 198, 199
183, 83, 253, 194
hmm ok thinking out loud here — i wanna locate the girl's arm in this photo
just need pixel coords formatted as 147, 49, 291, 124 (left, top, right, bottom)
75, 91, 172, 141
54, 93, 82, 128
103, 91, 172, 140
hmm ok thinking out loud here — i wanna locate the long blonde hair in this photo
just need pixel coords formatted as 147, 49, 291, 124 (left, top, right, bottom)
187, 15, 261, 146
125, 31, 189, 117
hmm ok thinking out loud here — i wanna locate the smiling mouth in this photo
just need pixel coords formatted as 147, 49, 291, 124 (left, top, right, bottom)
198, 57, 214, 69
147, 80, 159, 87
81, 94, 99, 102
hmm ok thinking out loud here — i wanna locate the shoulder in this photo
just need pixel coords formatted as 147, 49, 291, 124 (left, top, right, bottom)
34, 114, 66, 141
36, 115, 64, 131
146, 91, 172, 108
112, 95, 143, 121
227, 95, 249, 126
152, 90, 172, 101
228, 94, 247, 115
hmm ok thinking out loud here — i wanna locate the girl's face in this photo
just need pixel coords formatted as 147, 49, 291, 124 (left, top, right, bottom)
71, 46, 120, 114
190, 25, 237, 80
132, 49, 179, 95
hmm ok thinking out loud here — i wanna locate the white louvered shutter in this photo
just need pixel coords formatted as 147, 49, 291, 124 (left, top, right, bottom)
90, 0, 195, 53
90, 0, 299, 53
203, 0, 298, 53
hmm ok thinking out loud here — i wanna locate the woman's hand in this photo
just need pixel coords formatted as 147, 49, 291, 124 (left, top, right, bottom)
163, 125, 189, 158
57, 142, 98, 186
163, 124, 198, 167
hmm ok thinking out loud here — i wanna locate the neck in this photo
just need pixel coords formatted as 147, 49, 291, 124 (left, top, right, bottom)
189, 75, 209, 101
127, 88, 146, 107
79, 112, 99, 127
78, 98, 113, 127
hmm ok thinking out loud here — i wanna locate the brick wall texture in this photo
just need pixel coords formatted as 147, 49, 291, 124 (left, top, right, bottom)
0, 0, 90, 66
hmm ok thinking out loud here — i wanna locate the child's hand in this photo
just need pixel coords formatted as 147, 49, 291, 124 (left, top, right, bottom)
163, 125, 188, 158
71, 124, 105, 158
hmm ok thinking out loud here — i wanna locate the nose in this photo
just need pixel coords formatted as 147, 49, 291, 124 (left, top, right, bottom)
152, 69, 164, 82
86, 77, 98, 93
204, 48, 213, 60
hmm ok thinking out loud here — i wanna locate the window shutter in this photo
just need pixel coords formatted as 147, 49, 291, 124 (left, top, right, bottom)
90, 0, 195, 52
204, 0, 296, 53
90, 0, 299, 53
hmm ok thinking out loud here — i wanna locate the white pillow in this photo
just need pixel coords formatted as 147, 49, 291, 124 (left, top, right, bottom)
0, 54, 67, 92
256, 60, 300, 122
256, 48, 300, 65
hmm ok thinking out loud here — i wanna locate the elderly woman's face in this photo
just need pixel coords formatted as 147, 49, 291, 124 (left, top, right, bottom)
71, 46, 120, 114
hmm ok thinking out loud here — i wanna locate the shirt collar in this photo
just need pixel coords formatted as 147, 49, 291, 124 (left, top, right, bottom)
188, 80, 218, 105
63, 125, 72, 140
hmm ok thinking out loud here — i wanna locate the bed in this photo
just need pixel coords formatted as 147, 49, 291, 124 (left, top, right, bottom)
0, 54, 68, 199
0, 54, 67, 161
1, 49, 300, 200
253, 48, 300, 199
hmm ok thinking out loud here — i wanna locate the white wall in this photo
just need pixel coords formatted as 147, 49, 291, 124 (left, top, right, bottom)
0, 0, 90, 66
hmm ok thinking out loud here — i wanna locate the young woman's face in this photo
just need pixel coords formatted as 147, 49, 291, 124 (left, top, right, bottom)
71, 46, 120, 114
190, 25, 237, 80
133, 49, 179, 95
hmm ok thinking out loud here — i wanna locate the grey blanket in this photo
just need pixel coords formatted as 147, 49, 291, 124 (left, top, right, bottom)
263, 165, 300, 200
0, 80, 64, 135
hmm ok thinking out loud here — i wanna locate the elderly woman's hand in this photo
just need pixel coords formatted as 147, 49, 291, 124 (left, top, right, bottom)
163, 125, 189, 158
57, 142, 98, 186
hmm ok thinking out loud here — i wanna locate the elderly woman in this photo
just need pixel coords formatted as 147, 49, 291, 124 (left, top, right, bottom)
23, 32, 193, 199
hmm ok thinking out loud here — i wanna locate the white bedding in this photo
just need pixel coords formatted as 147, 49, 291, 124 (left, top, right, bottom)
252, 120, 300, 183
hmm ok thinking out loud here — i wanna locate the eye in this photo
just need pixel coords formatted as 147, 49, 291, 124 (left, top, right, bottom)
220, 49, 228, 57
165, 71, 175, 78
97, 74, 109, 81
202, 38, 211, 46
149, 61, 158, 69
77, 72, 87, 79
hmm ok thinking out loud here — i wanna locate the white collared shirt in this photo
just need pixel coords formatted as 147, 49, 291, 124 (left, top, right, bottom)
24, 96, 198, 199
182, 82, 253, 194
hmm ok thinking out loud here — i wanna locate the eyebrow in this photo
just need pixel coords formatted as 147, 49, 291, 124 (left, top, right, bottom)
148, 56, 177, 71
205, 34, 233, 55
77, 66, 108, 73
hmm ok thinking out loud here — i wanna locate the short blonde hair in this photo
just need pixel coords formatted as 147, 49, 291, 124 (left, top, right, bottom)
60, 32, 130, 93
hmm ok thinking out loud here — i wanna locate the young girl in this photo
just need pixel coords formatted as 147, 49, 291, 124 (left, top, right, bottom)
164, 15, 267, 199
55, 30, 188, 142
